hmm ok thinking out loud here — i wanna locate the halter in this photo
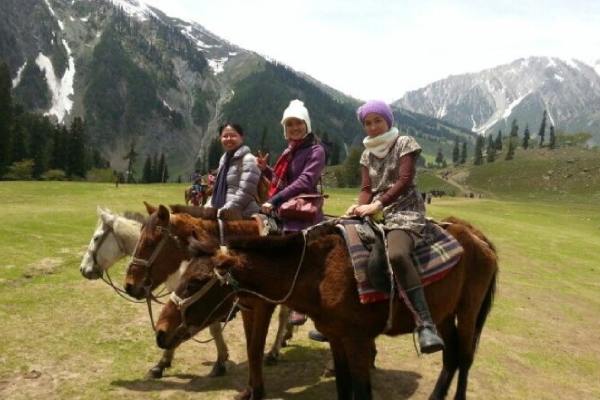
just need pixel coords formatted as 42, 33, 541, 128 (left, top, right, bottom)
90, 224, 146, 303
167, 229, 309, 340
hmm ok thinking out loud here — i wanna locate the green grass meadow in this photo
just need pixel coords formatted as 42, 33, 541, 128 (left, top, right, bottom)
1, 181, 600, 399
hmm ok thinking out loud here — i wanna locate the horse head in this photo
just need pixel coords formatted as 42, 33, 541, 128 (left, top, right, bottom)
155, 251, 233, 350
124, 203, 188, 298
80, 207, 132, 279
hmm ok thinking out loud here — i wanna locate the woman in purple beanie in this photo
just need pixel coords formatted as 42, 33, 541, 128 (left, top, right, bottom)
346, 100, 445, 354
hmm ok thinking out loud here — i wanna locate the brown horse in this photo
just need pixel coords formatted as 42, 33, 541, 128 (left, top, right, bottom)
155, 207, 498, 400
124, 204, 294, 387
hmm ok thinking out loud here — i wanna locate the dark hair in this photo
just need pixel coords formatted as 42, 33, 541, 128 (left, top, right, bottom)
218, 122, 244, 136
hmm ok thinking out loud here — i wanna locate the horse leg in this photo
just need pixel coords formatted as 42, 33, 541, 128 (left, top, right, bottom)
147, 348, 175, 378
207, 322, 229, 377
430, 317, 459, 400
328, 338, 353, 400
342, 337, 373, 400
453, 308, 479, 400
236, 304, 275, 400
265, 305, 292, 365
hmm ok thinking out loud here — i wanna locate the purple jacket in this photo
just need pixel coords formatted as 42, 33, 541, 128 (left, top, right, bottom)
264, 139, 326, 232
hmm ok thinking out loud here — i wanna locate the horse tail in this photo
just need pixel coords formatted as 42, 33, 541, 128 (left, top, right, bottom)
474, 269, 496, 350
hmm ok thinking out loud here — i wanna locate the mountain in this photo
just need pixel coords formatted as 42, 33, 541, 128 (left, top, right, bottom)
394, 57, 600, 145
0, 0, 477, 176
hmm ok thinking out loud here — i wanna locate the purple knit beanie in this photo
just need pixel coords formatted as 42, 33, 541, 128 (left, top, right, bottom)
356, 100, 394, 129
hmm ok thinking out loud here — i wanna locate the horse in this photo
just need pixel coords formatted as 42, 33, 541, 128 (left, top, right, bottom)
153, 204, 498, 400
79, 206, 230, 378
184, 180, 213, 206
124, 204, 294, 383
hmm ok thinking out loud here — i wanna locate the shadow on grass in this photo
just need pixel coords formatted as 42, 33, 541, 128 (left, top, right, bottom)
110, 345, 421, 399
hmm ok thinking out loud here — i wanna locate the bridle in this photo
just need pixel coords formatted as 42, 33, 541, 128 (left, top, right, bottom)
128, 223, 183, 329
89, 224, 146, 303
166, 229, 309, 341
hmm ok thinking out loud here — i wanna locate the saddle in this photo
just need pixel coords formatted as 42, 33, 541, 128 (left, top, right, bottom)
337, 218, 464, 304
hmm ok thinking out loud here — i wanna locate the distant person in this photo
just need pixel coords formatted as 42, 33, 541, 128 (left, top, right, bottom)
207, 122, 261, 218
256, 99, 326, 330
345, 100, 444, 354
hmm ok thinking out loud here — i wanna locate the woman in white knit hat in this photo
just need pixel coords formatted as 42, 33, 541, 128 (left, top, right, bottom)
257, 99, 326, 328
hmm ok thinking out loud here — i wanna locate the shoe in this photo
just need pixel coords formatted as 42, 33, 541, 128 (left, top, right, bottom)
405, 286, 445, 354
288, 310, 307, 326
308, 329, 328, 342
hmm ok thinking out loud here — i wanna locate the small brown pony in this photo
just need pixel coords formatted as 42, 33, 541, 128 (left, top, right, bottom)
125, 204, 294, 387
155, 206, 498, 400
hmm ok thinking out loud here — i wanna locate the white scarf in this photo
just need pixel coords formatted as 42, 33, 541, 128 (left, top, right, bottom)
363, 127, 399, 158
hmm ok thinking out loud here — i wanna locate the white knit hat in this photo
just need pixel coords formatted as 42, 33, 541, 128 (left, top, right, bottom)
281, 99, 312, 138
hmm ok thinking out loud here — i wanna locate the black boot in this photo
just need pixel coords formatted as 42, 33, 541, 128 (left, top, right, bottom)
405, 286, 444, 354
308, 329, 328, 342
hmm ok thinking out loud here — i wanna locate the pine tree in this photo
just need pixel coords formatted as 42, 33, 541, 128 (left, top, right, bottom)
330, 139, 341, 165
494, 130, 503, 151
123, 141, 138, 183
473, 136, 484, 165
505, 138, 515, 160
258, 126, 269, 155
538, 110, 547, 147
486, 135, 496, 163
26, 115, 52, 179
549, 125, 556, 149
142, 155, 153, 183
152, 153, 159, 182
10, 123, 28, 163
460, 142, 467, 164
0, 62, 13, 173
509, 118, 519, 139
435, 148, 444, 167
452, 139, 459, 165
522, 124, 530, 150
67, 117, 87, 178
157, 153, 167, 182
49, 125, 68, 171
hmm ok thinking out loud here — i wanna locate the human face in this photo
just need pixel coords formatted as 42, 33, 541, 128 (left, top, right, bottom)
220, 126, 243, 152
284, 118, 307, 141
363, 113, 390, 138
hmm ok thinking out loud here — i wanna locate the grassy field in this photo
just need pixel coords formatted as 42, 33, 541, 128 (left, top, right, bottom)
1, 182, 600, 399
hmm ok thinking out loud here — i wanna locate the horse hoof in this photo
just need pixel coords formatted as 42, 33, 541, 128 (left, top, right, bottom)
321, 367, 335, 378
264, 352, 279, 366
208, 362, 227, 377
147, 366, 164, 379
234, 387, 264, 400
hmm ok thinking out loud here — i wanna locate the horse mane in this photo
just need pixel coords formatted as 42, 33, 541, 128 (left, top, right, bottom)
169, 204, 245, 221
122, 211, 146, 225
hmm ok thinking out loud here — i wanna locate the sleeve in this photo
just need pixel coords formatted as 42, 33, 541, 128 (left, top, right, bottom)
269, 145, 326, 207
358, 165, 372, 205
223, 154, 260, 210
377, 153, 416, 207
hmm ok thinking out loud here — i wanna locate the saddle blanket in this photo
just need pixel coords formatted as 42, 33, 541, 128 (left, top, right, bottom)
336, 219, 463, 304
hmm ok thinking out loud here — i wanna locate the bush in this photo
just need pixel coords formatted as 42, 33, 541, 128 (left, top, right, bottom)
42, 169, 67, 181
3, 159, 34, 180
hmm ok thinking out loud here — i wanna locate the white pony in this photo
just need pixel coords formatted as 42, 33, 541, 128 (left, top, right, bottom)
80, 207, 293, 378
80, 206, 229, 378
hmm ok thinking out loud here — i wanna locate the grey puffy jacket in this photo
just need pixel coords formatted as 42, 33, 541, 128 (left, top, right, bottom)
208, 145, 260, 217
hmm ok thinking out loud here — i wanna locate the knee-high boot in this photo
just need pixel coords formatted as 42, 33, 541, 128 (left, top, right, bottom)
405, 285, 444, 354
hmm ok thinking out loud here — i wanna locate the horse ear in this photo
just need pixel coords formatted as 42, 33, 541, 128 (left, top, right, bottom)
144, 201, 157, 215
99, 209, 115, 227
157, 205, 170, 224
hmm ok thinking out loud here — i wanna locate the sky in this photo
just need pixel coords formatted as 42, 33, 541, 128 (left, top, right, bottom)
142, 0, 600, 102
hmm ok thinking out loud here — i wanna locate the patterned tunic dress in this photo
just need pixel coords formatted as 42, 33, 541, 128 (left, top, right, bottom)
359, 135, 426, 234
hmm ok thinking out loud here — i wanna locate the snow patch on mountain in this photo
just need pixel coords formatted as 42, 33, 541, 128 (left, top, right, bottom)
502, 92, 531, 119
34, 40, 75, 122
109, 0, 157, 21
565, 58, 580, 71
554, 74, 564, 82
44, 0, 63, 29
12, 61, 27, 88
207, 57, 228, 75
